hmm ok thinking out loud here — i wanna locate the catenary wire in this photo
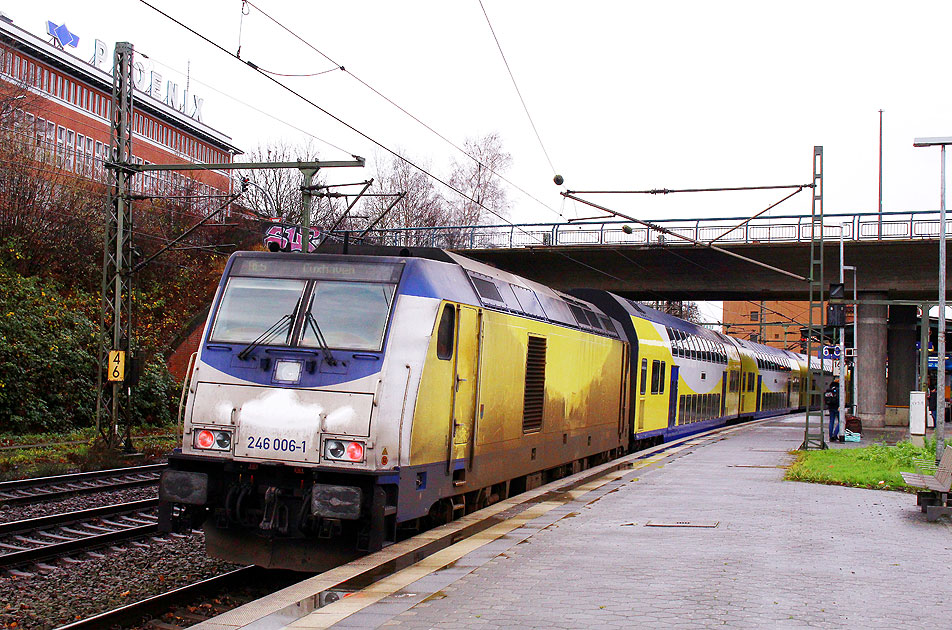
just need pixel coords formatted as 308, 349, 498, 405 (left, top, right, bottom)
238, 0, 564, 219
476, 0, 558, 176
134, 0, 546, 245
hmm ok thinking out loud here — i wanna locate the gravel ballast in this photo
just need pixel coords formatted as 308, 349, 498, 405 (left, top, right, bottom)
0, 532, 240, 629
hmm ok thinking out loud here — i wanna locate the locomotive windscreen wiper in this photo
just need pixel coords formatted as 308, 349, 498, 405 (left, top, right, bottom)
237, 313, 294, 361
304, 311, 338, 366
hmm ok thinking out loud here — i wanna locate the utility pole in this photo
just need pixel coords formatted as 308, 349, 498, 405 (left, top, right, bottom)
801, 146, 826, 450
758, 300, 766, 343
95, 42, 135, 448
878, 109, 883, 240
914, 136, 950, 463
95, 44, 365, 449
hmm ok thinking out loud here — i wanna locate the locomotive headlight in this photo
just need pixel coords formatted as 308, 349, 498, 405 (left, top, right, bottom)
326, 440, 346, 459
274, 359, 303, 384
215, 431, 232, 449
194, 428, 233, 451
324, 439, 365, 463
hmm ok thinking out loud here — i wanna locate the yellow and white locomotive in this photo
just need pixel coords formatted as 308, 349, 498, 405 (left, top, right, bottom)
160, 250, 629, 570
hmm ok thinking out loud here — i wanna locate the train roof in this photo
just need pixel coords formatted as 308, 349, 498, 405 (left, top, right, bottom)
222, 249, 621, 338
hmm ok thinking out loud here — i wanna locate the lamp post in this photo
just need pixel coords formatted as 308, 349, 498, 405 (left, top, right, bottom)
913, 136, 949, 462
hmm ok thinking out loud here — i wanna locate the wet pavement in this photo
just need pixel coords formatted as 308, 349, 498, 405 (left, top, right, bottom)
206, 414, 952, 629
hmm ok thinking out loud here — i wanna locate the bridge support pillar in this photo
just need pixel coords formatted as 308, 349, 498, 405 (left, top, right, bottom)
886, 305, 918, 427
857, 292, 887, 427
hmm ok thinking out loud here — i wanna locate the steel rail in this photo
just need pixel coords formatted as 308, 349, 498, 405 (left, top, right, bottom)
0, 501, 159, 568
53, 566, 263, 630
0, 498, 159, 536
0, 464, 166, 505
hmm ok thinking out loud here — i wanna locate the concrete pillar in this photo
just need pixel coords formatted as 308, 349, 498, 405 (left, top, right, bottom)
886, 305, 917, 427
857, 291, 887, 427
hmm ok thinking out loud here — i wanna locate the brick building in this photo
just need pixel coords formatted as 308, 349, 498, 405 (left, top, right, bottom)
0, 13, 240, 205
722, 300, 809, 350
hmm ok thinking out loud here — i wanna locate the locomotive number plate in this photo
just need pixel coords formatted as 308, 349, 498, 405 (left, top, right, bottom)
245, 436, 307, 453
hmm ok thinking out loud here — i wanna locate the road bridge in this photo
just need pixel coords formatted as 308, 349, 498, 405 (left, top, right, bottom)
360, 209, 946, 301
353, 209, 950, 430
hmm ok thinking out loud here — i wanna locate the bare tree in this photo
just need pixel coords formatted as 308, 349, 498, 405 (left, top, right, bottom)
0, 77, 104, 284
644, 300, 704, 324
367, 151, 448, 238
236, 141, 327, 224
447, 133, 512, 225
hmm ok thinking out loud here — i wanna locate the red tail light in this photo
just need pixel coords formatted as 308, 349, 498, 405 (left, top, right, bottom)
346, 441, 364, 462
196, 430, 215, 449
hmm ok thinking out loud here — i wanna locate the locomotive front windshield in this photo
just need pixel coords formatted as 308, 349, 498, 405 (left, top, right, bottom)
301, 281, 395, 351
208, 258, 402, 351
210, 277, 305, 345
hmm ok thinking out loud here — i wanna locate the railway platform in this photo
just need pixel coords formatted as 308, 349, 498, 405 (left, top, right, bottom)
197, 414, 951, 629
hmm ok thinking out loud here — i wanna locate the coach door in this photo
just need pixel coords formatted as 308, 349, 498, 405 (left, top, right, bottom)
721, 376, 728, 417
667, 366, 679, 427
450, 306, 481, 469
756, 375, 763, 412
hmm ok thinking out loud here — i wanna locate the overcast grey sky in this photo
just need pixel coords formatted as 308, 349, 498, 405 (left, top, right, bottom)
8, 1, 952, 322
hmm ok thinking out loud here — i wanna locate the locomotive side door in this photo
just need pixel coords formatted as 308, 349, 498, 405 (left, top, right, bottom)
451, 306, 481, 463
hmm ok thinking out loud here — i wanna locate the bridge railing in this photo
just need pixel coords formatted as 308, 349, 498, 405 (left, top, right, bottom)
344, 210, 950, 249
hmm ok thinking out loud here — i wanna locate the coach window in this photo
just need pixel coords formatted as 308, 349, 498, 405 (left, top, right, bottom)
640, 358, 648, 396
651, 359, 661, 395
659, 362, 666, 394
436, 305, 455, 360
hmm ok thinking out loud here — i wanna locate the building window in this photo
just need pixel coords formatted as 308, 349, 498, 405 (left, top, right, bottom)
65, 129, 75, 171
750, 311, 759, 322
95, 141, 104, 178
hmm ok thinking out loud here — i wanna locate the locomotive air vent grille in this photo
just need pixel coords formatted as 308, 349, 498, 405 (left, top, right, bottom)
522, 336, 547, 433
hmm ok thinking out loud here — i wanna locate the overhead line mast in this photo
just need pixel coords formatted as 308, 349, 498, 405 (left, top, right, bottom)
96, 41, 364, 449
95, 42, 135, 448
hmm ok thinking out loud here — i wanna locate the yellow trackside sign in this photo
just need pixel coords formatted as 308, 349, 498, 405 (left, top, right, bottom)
108, 350, 125, 382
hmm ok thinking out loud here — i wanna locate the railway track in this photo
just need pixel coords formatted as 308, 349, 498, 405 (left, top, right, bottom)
0, 463, 166, 506
0, 499, 159, 569
54, 566, 300, 630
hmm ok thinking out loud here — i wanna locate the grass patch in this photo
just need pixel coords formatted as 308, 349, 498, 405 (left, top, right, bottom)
785, 440, 935, 491
0, 425, 180, 481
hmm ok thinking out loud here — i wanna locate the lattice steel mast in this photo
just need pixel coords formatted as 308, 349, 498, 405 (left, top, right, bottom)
96, 42, 135, 447
801, 146, 826, 450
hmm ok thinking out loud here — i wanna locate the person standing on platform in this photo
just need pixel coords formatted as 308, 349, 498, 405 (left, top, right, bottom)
825, 379, 840, 442
929, 381, 937, 427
